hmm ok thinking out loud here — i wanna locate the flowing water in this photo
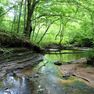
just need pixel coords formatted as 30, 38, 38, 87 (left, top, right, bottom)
0, 49, 94, 94
0, 73, 31, 94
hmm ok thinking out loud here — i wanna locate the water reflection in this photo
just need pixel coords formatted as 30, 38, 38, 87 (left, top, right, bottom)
36, 49, 94, 94
0, 73, 31, 94
45, 49, 94, 63
32, 49, 94, 94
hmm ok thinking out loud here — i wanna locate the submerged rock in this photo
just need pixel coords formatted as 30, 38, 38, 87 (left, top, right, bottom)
62, 72, 71, 80
54, 61, 62, 66
87, 57, 94, 66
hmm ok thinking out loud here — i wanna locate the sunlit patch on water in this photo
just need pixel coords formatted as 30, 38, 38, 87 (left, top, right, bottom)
0, 73, 31, 94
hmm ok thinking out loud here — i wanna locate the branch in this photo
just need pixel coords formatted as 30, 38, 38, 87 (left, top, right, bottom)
31, 13, 84, 23
55, 18, 62, 40
0, 1, 22, 17
0, 5, 16, 17
37, 18, 59, 44
34, 23, 46, 41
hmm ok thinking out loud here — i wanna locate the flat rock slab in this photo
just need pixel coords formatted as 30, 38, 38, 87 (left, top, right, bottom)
0, 51, 43, 78
60, 63, 94, 87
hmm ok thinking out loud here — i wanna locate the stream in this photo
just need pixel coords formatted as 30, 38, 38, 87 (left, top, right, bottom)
0, 48, 94, 94
0, 73, 31, 94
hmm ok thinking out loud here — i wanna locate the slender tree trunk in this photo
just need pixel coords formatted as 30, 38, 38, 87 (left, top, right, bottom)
24, 0, 27, 33
17, 0, 23, 33
25, 0, 39, 37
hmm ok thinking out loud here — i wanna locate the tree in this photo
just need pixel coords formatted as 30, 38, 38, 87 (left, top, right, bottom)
25, 0, 39, 37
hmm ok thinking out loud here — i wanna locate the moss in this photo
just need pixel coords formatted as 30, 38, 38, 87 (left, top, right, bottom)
0, 81, 4, 88
63, 80, 94, 94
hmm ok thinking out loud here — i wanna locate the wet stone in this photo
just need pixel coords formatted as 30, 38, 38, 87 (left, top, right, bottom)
54, 61, 62, 66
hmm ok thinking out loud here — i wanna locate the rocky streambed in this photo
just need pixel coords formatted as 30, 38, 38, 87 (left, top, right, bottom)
0, 48, 94, 94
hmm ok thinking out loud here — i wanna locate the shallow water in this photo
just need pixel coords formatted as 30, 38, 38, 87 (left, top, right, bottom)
0, 73, 31, 94
31, 49, 94, 94
0, 49, 94, 94
45, 49, 94, 62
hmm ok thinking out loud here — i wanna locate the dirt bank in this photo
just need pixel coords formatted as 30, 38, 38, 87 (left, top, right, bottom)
0, 31, 44, 53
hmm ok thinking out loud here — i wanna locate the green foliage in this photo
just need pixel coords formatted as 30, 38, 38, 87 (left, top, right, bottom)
0, 6, 5, 24
0, 0, 94, 47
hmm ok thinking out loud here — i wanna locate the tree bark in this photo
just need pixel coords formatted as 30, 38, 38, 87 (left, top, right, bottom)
25, 0, 39, 37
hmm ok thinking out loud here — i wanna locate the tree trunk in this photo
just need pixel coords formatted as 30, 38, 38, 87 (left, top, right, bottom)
25, 0, 39, 37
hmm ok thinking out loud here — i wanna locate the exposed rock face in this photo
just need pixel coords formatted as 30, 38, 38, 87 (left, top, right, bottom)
0, 49, 43, 78
0, 49, 44, 93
